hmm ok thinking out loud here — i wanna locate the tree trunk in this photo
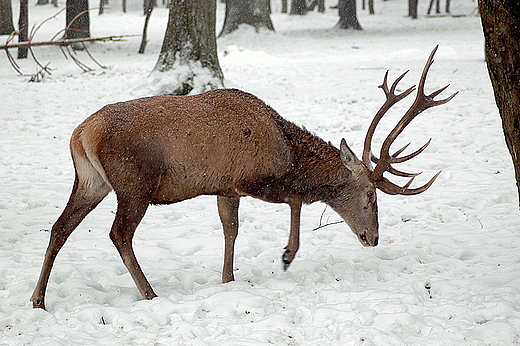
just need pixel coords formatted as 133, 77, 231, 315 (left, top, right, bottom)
219, 0, 274, 37
479, 0, 520, 206
138, 0, 154, 53
308, 0, 325, 12
18, 0, 28, 59
153, 0, 224, 96
281, 0, 288, 13
368, 0, 374, 14
98, 0, 107, 14
408, 0, 418, 19
65, 0, 90, 40
337, 0, 362, 30
290, 0, 307, 15
0, 0, 15, 35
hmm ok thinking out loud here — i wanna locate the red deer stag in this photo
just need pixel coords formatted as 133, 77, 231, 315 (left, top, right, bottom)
31, 46, 456, 309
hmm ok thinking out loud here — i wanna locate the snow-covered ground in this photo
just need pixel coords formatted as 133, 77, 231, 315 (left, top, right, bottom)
2, 1, 520, 345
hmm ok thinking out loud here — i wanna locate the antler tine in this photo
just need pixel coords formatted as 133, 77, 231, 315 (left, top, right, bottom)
429, 86, 459, 107
392, 138, 431, 164
391, 142, 411, 158
369, 46, 456, 195
416, 45, 438, 95
388, 166, 422, 178
370, 154, 422, 178
389, 70, 412, 95
376, 171, 441, 196
362, 70, 416, 166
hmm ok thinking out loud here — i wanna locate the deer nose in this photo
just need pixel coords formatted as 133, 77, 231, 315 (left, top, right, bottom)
359, 232, 378, 247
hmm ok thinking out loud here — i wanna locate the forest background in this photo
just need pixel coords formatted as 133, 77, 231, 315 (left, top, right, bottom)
2, 0, 520, 345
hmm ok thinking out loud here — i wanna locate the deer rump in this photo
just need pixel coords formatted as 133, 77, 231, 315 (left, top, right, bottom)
74, 89, 312, 206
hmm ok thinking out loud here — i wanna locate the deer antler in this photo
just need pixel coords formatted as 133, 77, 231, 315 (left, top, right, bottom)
363, 45, 458, 195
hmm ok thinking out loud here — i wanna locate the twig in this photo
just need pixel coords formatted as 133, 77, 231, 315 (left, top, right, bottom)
63, 44, 93, 72
310, 220, 344, 232
29, 63, 51, 82
82, 41, 108, 69
310, 206, 344, 231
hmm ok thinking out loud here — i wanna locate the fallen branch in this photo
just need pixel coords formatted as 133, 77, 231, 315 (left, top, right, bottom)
2, 8, 139, 79
0, 35, 135, 50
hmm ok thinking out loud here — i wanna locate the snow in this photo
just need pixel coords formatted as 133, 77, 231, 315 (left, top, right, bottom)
2, 1, 520, 345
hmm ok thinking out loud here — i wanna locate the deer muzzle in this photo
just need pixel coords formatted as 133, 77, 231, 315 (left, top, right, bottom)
358, 231, 379, 247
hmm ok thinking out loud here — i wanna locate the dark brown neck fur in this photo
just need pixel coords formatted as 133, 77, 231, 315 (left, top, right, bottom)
238, 106, 351, 205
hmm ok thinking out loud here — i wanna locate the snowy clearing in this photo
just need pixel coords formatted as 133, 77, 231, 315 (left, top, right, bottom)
2, 1, 520, 345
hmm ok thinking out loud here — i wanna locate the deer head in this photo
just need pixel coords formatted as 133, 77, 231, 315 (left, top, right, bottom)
340, 45, 457, 246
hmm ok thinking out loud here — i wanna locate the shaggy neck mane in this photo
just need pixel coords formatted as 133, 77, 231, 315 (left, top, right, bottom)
269, 109, 351, 204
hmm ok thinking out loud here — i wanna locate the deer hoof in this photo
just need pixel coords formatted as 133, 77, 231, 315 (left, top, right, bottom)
31, 297, 46, 310
282, 250, 294, 271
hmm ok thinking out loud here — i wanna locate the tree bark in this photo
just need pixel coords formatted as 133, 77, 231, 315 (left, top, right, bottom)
290, 0, 307, 15
153, 0, 224, 96
337, 0, 362, 30
18, 0, 28, 59
479, 0, 520, 205
0, 0, 15, 35
219, 0, 274, 37
281, 0, 288, 13
138, 0, 154, 53
65, 0, 90, 40
408, 0, 418, 19
98, 0, 107, 14
308, 0, 325, 13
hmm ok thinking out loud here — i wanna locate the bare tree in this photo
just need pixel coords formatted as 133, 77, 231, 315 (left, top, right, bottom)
65, 0, 90, 40
479, 0, 520, 206
152, 0, 223, 96
427, 0, 451, 15
0, 0, 15, 35
290, 0, 307, 15
409, 0, 418, 19
138, 0, 154, 53
281, 0, 288, 13
337, 0, 362, 30
219, 0, 274, 37
308, 0, 325, 13
18, 0, 28, 58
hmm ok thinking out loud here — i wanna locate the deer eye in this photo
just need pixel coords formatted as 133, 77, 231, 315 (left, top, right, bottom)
367, 191, 375, 203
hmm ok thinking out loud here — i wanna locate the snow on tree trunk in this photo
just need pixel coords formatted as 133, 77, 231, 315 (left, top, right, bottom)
151, 0, 223, 96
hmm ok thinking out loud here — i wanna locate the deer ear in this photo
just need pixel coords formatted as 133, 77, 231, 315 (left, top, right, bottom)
340, 138, 361, 170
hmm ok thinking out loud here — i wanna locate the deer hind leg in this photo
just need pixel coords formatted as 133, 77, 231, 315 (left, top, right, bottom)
217, 196, 240, 283
282, 201, 302, 271
109, 195, 157, 300
31, 174, 111, 309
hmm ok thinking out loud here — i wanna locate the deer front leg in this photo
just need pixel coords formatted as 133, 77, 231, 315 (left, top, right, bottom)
217, 196, 240, 283
282, 201, 302, 271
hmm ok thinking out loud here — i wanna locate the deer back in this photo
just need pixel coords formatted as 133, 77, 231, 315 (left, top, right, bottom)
72, 89, 300, 203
